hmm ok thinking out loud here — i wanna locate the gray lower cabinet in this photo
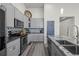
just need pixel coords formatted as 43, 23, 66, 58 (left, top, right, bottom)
48, 40, 65, 56
50, 43, 56, 56
55, 46, 65, 56
6, 38, 20, 56
53, 44, 65, 56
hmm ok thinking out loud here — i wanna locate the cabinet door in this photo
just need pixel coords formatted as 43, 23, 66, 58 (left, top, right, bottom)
55, 47, 65, 56
24, 16, 28, 28
55, 49, 63, 56
48, 39, 56, 56
15, 7, 22, 20
7, 38, 20, 56
51, 42, 57, 56
20, 13, 24, 27
2, 3, 14, 27
53, 43, 65, 56
15, 8, 19, 20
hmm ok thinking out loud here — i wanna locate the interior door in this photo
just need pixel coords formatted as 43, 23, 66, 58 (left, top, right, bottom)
47, 21, 54, 35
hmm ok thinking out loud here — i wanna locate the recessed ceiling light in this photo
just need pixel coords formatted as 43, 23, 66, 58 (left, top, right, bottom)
60, 8, 64, 15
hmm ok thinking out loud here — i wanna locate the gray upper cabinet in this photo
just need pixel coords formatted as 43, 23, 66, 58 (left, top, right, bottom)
2, 3, 14, 27
24, 15, 28, 28
15, 7, 20, 20
20, 12, 24, 20
15, 7, 23, 21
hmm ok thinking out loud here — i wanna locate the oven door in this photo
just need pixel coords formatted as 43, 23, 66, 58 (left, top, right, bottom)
0, 37, 5, 51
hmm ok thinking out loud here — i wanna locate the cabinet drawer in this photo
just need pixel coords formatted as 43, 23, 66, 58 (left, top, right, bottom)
7, 38, 20, 56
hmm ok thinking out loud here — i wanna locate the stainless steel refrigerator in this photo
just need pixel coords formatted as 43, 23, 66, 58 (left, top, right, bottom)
0, 7, 6, 56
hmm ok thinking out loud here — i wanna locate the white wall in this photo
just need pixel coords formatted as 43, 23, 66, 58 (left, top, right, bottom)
26, 8, 44, 18
44, 3, 79, 44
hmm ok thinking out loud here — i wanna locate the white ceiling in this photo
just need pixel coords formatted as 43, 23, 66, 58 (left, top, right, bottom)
24, 3, 79, 8
24, 3, 44, 8
46, 3, 79, 6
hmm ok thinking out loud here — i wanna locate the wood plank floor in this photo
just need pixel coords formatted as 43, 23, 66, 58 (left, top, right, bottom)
32, 42, 45, 56
28, 42, 46, 56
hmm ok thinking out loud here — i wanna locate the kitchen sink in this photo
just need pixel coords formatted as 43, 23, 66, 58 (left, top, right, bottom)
63, 46, 79, 55
56, 40, 79, 55
56, 40, 74, 45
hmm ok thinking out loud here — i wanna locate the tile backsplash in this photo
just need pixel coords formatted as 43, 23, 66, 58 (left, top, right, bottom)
5, 27, 22, 37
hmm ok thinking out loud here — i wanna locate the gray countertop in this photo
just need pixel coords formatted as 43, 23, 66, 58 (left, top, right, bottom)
6, 36, 20, 43
48, 35, 76, 56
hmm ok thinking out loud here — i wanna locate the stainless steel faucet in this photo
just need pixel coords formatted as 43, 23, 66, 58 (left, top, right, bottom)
67, 25, 79, 54
73, 25, 79, 54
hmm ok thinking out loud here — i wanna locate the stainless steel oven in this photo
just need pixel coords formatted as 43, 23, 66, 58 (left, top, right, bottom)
0, 37, 5, 50
20, 36, 27, 54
